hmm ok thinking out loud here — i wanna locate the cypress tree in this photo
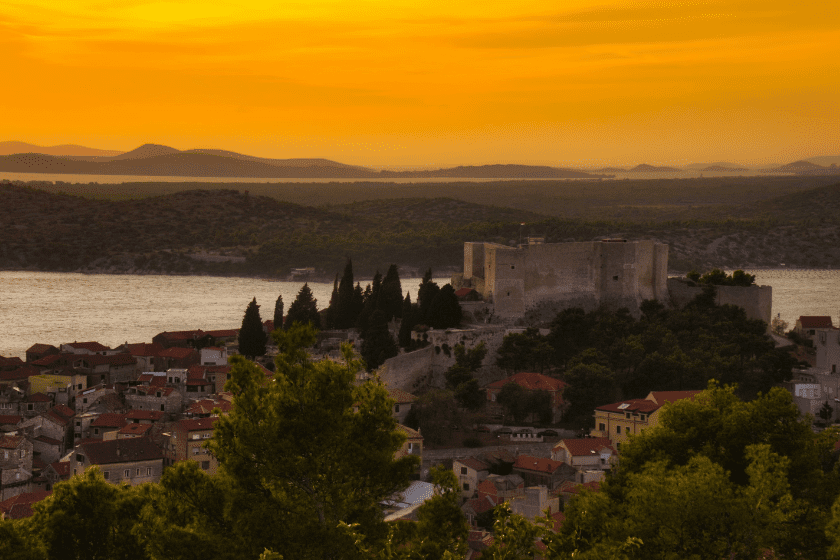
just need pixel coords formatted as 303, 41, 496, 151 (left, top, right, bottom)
336, 259, 355, 329
360, 310, 398, 371
273, 294, 284, 332
325, 274, 339, 330
381, 264, 403, 320
351, 283, 365, 326
427, 284, 462, 329
285, 283, 321, 330
238, 297, 268, 359
417, 268, 440, 325
398, 293, 418, 348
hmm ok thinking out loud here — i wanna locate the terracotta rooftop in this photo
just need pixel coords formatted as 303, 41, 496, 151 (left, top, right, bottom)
456, 457, 490, 472
26, 344, 57, 354
387, 387, 418, 404
798, 316, 834, 329
0, 414, 22, 425
118, 423, 153, 436
513, 455, 567, 474
554, 437, 616, 457
486, 371, 567, 393
91, 413, 128, 428
64, 341, 111, 352
396, 424, 422, 440
0, 434, 23, 449
48, 461, 71, 477
126, 410, 165, 421
78, 438, 164, 465
27, 392, 52, 403
178, 417, 218, 432
0, 491, 52, 519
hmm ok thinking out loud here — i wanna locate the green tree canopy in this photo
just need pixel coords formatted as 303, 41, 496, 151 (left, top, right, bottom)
273, 293, 284, 331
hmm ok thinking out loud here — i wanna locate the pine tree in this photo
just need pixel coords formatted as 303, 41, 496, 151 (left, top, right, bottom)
238, 297, 267, 359
273, 294, 284, 332
284, 283, 321, 330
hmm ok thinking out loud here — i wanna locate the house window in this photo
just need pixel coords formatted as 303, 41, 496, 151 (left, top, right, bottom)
616, 425, 621, 434
192, 434, 201, 440
640, 414, 646, 421
160, 405, 165, 411
94, 428, 99, 436
104, 470, 110, 480
394, 404, 400, 413
193, 446, 201, 455
156, 392, 162, 398
146, 467, 152, 476
613, 275, 619, 281
461, 467, 468, 475
77, 384, 82, 390
124, 469, 130, 478
3, 450, 8, 459
599, 423, 605, 431
201, 461, 210, 470
76, 421, 81, 427
83, 398, 87, 404
510, 265, 515, 270
28, 404, 34, 411
202, 433, 210, 439
463, 483, 470, 490
625, 412, 631, 419
136, 468, 141, 476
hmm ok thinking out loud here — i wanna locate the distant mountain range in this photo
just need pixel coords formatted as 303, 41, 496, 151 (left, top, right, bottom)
2, 140, 838, 179
0, 142, 607, 179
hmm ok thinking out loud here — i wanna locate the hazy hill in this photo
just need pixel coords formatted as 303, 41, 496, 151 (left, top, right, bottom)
0, 144, 606, 179
807, 155, 840, 167
0, 141, 123, 157
3, 180, 840, 275
773, 160, 826, 173
628, 164, 683, 172
683, 162, 746, 170
700, 165, 748, 172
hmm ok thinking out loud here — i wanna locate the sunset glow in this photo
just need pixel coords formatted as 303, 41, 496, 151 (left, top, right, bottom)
3, 0, 838, 167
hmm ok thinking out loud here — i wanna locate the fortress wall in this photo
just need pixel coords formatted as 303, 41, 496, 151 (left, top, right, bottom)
633, 241, 656, 301
464, 242, 485, 280
518, 243, 598, 312
666, 278, 773, 326
653, 244, 670, 301
381, 346, 435, 392
716, 285, 773, 326
598, 242, 639, 307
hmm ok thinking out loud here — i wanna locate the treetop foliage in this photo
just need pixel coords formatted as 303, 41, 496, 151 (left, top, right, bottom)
238, 297, 267, 358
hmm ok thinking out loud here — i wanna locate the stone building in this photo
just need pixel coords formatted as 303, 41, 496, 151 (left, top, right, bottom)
454, 239, 669, 319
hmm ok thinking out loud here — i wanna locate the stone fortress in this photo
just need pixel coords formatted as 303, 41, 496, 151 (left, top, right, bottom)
452, 238, 670, 319
382, 237, 772, 392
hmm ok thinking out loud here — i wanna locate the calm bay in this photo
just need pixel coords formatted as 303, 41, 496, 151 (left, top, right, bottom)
0, 269, 837, 359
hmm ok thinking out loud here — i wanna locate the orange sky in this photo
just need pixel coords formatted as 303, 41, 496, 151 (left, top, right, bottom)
2, 0, 838, 167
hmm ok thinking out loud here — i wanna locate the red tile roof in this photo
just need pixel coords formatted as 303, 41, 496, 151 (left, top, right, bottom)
0, 366, 40, 382
31, 354, 71, 366
125, 410, 165, 421
91, 413, 128, 428
456, 457, 490, 472
464, 495, 496, 515
178, 417, 218, 432
34, 435, 62, 446
118, 423, 153, 436
486, 372, 567, 393
513, 455, 567, 475
0, 491, 52, 519
454, 287, 476, 297
158, 347, 198, 359
387, 387, 418, 403
0, 356, 25, 368
185, 399, 231, 415
0, 435, 24, 449
27, 392, 52, 403
64, 342, 111, 352
26, 344, 58, 354
205, 329, 238, 338
78, 438, 164, 465
595, 399, 660, 414
798, 316, 834, 329
75, 353, 136, 367
124, 342, 164, 357
48, 461, 72, 477
554, 437, 616, 457
558, 481, 602, 495
0, 414, 21, 425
